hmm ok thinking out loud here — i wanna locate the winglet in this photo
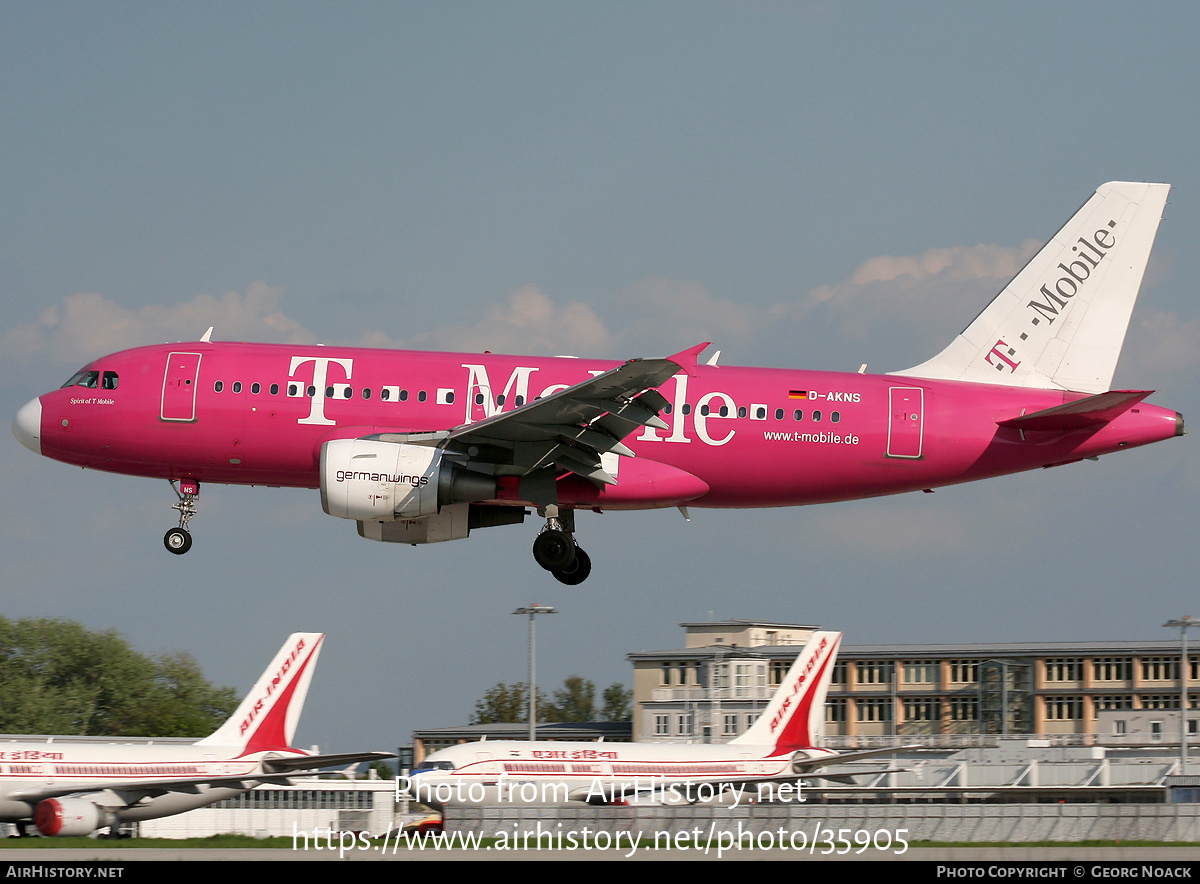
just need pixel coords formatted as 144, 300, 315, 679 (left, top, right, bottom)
200, 327, 214, 343
666, 342, 711, 373
196, 633, 324, 755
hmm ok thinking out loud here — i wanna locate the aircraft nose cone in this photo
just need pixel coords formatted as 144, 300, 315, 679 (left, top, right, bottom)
13, 397, 42, 455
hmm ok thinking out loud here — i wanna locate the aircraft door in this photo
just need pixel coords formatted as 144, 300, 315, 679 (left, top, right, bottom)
886, 386, 924, 459
161, 352, 203, 422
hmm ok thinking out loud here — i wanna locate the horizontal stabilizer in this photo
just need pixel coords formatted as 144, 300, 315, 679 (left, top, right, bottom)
997, 390, 1152, 431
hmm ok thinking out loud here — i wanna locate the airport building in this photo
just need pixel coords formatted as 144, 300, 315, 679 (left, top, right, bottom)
630, 620, 1199, 747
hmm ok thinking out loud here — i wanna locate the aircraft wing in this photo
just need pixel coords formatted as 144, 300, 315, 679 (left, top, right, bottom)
792, 746, 917, 771
6, 752, 393, 807
260, 750, 394, 774
437, 345, 703, 491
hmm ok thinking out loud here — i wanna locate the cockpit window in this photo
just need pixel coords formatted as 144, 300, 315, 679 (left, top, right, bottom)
101, 371, 119, 390
62, 370, 100, 389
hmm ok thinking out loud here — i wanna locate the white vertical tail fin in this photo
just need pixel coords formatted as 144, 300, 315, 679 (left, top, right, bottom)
195, 633, 324, 754
731, 631, 841, 754
894, 182, 1169, 394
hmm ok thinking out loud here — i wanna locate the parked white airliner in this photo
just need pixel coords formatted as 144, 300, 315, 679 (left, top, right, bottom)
0, 633, 386, 836
407, 631, 895, 807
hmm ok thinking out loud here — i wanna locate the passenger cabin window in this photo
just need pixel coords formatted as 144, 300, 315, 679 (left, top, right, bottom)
214, 381, 224, 392
232, 382, 242, 393
774, 408, 784, 420
362, 388, 371, 399
251, 383, 261, 394
101, 371, 119, 390
270, 384, 279, 395
418, 390, 428, 402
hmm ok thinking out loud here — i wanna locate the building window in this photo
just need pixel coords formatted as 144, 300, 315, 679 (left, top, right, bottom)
1045, 658, 1083, 682
857, 699, 892, 722
949, 661, 978, 684
949, 698, 979, 721
770, 660, 789, 686
1095, 695, 1133, 714
903, 699, 940, 721
655, 715, 669, 736
856, 661, 892, 685
724, 714, 739, 736
677, 713, 693, 736
903, 660, 937, 685
826, 698, 847, 722
831, 661, 846, 685
661, 662, 672, 686
1044, 697, 1083, 720
1094, 658, 1133, 681
1141, 694, 1181, 710
1142, 657, 1180, 682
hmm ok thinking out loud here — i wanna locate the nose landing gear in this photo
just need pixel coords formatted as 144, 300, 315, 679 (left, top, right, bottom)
164, 479, 199, 555
531, 507, 592, 584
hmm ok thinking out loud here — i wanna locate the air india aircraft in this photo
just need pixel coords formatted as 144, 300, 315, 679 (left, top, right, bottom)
405, 630, 894, 807
0, 633, 387, 837
12, 182, 1183, 583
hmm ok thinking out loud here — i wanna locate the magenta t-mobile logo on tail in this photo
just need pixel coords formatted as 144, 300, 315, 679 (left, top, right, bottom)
985, 339, 1021, 373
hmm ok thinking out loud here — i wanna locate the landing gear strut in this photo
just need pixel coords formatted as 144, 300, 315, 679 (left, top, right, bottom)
531, 507, 592, 585
164, 479, 199, 555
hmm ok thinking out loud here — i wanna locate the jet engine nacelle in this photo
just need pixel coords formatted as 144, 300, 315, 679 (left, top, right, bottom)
320, 439, 496, 522
34, 797, 115, 837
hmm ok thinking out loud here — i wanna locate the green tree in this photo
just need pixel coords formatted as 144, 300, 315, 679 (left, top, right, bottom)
545, 675, 596, 722
469, 682, 549, 724
0, 616, 237, 737
600, 683, 632, 721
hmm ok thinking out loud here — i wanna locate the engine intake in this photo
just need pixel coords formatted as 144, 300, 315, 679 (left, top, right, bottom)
35, 798, 114, 837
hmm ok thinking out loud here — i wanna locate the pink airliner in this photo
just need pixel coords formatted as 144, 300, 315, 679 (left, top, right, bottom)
12, 182, 1183, 583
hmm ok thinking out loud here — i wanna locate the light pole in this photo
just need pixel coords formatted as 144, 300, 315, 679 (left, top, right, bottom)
514, 605, 557, 741
1163, 616, 1200, 774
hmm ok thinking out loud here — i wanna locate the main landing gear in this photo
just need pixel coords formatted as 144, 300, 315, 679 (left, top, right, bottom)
164, 479, 199, 555
532, 506, 592, 585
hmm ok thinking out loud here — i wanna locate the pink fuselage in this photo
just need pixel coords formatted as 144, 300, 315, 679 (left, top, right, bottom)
32, 342, 1182, 510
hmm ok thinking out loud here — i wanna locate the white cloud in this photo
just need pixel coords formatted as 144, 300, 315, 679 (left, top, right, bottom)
389, 284, 613, 356
774, 240, 1041, 343
1119, 307, 1200, 382
612, 277, 760, 355
3, 281, 315, 365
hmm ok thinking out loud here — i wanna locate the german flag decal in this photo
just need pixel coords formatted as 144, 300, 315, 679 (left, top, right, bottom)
788, 390, 810, 400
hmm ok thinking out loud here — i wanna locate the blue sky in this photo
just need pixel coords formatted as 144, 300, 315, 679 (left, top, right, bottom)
2, 2, 1199, 755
